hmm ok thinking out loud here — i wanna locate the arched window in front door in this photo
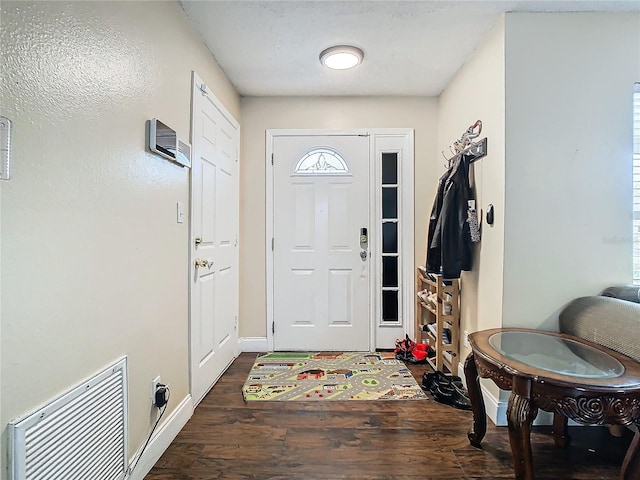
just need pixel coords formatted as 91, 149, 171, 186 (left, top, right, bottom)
293, 147, 349, 175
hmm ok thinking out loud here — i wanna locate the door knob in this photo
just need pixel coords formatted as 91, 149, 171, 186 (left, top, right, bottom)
360, 250, 367, 260
195, 258, 213, 268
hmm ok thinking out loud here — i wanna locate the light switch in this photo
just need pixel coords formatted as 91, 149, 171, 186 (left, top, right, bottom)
176, 202, 184, 224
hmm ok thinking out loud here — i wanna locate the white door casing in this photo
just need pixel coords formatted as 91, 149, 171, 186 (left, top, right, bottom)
272, 134, 371, 351
373, 133, 415, 349
189, 72, 239, 405
266, 129, 414, 352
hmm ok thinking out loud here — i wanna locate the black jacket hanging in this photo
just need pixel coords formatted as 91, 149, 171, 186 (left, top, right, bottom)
426, 154, 475, 279
425, 165, 453, 274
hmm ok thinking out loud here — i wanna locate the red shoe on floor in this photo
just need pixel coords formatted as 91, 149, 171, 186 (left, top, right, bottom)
412, 349, 427, 361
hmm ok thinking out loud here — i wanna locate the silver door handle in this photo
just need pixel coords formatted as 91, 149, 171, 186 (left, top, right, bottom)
195, 258, 213, 268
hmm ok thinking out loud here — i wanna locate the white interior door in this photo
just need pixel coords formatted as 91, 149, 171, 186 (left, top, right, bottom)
190, 73, 239, 405
272, 134, 370, 351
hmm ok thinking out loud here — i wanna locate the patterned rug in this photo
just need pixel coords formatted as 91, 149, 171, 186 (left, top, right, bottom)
241, 352, 428, 401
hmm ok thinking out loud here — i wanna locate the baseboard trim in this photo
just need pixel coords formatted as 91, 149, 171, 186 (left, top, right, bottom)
240, 336, 268, 352
483, 386, 507, 426
126, 394, 193, 480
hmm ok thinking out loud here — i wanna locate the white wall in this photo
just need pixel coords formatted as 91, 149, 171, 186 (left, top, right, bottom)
0, 2, 239, 478
503, 13, 639, 331
439, 12, 639, 416
239, 96, 438, 338
437, 16, 506, 400
437, 17, 507, 345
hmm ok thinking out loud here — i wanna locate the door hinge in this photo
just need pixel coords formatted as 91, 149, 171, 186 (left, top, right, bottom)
271, 237, 274, 251
271, 153, 274, 165
272, 321, 275, 334
234, 316, 238, 330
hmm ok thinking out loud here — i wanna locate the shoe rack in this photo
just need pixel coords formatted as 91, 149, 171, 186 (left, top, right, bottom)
415, 267, 460, 375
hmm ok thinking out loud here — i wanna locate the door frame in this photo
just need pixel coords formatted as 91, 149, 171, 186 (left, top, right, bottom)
266, 129, 414, 351
189, 71, 241, 404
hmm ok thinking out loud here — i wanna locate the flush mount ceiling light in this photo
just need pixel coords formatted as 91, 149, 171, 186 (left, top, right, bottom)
319, 45, 364, 70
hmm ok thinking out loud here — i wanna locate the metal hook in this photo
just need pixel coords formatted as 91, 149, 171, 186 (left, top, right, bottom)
453, 120, 483, 154
441, 150, 449, 164
468, 119, 482, 136
442, 150, 452, 169
460, 120, 482, 146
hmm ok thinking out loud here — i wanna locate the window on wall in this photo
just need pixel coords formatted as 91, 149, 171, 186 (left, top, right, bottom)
634, 84, 640, 285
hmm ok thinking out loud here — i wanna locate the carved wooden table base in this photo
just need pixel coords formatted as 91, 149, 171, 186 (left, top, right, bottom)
464, 329, 640, 480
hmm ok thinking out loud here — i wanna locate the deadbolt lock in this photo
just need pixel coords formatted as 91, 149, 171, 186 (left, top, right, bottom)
360, 227, 368, 244
194, 237, 202, 246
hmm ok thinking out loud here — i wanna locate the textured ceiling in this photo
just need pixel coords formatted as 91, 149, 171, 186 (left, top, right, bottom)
180, 0, 640, 96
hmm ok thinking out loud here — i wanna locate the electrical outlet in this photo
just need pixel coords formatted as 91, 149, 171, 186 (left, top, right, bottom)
463, 330, 470, 348
152, 376, 161, 405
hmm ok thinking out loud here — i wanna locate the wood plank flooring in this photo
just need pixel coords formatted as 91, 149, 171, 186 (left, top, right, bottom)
145, 353, 633, 480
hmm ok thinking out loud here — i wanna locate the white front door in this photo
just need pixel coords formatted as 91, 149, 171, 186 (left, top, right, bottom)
190, 73, 239, 405
272, 134, 370, 351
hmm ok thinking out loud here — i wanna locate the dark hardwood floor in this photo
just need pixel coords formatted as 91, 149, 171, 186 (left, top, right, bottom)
145, 353, 632, 479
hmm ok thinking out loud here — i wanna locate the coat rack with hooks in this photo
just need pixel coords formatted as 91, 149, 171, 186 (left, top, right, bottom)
442, 120, 488, 166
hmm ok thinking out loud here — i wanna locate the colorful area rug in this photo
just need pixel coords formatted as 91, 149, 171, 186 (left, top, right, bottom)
242, 352, 428, 401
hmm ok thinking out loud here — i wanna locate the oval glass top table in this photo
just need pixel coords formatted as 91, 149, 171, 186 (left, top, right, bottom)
465, 328, 640, 480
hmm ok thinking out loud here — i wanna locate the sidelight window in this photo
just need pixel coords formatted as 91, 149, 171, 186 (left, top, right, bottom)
381, 152, 400, 323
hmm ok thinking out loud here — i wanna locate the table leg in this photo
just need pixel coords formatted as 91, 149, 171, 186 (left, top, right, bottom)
552, 412, 570, 448
621, 422, 640, 480
507, 391, 538, 480
464, 352, 486, 448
